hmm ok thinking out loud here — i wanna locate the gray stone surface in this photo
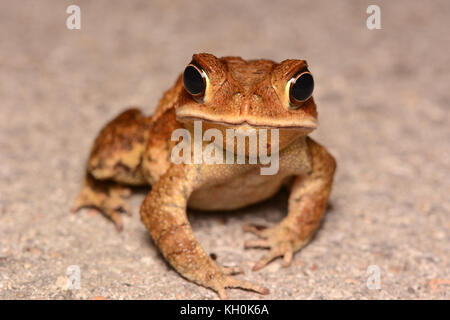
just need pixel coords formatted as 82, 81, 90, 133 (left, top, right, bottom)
0, 0, 449, 299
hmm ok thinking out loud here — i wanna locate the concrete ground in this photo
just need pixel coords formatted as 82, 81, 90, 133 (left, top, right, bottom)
0, 0, 449, 299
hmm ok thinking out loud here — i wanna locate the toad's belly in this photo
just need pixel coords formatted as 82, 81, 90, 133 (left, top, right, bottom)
188, 169, 290, 211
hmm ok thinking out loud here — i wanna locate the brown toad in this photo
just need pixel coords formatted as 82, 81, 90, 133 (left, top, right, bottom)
72, 53, 336, 299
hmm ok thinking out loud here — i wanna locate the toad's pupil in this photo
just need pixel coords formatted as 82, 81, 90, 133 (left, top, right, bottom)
183, 66, 205, 95
291, 73, 314, 102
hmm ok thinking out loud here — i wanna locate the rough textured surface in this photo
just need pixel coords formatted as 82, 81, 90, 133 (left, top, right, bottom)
0, 0, 449, 299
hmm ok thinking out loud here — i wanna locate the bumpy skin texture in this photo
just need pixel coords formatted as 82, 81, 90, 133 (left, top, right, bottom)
73, 53, 336, 299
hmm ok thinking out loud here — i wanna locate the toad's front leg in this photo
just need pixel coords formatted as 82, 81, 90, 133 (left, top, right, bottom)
140, 163, 269, 299
245, 138, 336, 270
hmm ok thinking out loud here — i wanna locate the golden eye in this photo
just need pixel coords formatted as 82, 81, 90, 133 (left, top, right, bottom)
288, 72, 314, 108
183, 64, 207, 98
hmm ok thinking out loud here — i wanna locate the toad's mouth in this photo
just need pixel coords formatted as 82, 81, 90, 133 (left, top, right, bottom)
176, 113, 317, 131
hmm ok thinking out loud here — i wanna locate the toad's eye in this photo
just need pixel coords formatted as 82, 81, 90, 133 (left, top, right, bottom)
183, 64, 207, 98
288, 72, 314, 108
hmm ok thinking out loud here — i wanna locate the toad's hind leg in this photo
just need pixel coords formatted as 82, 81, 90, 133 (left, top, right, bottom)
72, 174, 133, 231
72, 108, 152, 231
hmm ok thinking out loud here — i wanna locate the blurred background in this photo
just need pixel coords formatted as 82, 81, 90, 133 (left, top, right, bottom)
0, 0, 448, 299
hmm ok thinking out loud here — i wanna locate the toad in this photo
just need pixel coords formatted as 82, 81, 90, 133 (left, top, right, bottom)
72, 53, 336, 299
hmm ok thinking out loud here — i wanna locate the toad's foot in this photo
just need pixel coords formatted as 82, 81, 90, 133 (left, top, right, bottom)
71, 174, 132, 231
203, 264, 269, 300
209, 270, 269, 299
243, 223, 308, 271
220, 265, 244, 275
